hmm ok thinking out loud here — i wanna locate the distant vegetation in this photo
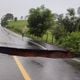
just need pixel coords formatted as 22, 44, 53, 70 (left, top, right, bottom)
1, 13, 13, 27
7, 20, 27, 34
7, 20, 55, 43
2, 5, 80, 54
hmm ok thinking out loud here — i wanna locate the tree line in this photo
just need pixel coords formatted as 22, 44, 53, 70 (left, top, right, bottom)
27, 6, 80, 53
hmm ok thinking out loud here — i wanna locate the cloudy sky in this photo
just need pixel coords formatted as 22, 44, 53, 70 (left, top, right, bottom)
0, 0, 80, 19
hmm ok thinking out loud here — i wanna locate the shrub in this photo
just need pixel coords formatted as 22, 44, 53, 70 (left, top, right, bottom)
61, 32, 80, 53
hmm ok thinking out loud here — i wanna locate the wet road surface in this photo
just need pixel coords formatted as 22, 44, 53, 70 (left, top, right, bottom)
0, 54, 24, 80
18, 57, 80, 80
0, 53, 80, 80
0, 26, 80, 80
0, 26, 43, 49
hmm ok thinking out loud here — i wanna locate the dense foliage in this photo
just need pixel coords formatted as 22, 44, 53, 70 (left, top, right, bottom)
61, 32, 80, 53
4, 13, 14, 20
27, 5, 54, 37
1, 13, 14, 27
1, 18, 8, 27
53, 8, 80, 53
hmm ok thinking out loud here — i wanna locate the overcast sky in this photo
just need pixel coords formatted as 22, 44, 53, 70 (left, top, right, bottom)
0, 0, 80, 19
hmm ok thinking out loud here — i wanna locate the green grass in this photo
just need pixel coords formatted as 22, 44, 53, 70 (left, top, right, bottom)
7, 20, 55, 44
43, 32, 55, 43
8, 20, 27, 29
7, 20, 27, 34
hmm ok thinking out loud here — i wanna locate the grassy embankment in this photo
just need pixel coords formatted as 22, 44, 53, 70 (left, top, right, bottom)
7, 20, 55, 44
7, 20, 27, 34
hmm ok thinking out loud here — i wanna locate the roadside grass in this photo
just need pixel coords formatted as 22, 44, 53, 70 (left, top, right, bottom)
26, 31, 55, 44
7, 20, 27, 34
42, 32, 55, 43
7, 20, 55, 44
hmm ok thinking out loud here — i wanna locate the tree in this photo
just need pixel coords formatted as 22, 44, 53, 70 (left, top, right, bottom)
27, 5, 54, 37
52, 22, 66, 41
14, 17, 18, 21
67, 8, 75, 17
1, 13, 14, 27
64, 8, 77, 32
62, 16, 76, 33
5, 13, 14, 20
52, 8, 76, 42
1, 18, 8, 27
1, 16, 8, 27
57, 8, 77, 33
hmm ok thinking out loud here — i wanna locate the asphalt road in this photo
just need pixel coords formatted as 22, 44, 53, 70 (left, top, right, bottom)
18, 57, 80, 80
0, 53, 80, 80
0, 26, 43, 50
0, 54, 24, 80
0, 26, 80, 80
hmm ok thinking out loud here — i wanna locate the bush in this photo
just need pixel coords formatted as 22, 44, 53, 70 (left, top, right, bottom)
61, 32, 80, 53
1, 19, 8, 27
